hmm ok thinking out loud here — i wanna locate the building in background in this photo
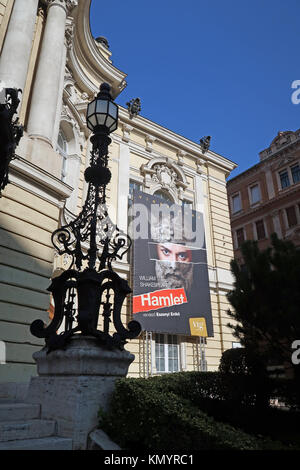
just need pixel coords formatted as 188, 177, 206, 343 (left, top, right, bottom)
0, 0, 237, 384
227, 129, 300, 262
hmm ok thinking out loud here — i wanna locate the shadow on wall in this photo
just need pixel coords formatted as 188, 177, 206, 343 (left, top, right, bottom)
0, 190, 55, 383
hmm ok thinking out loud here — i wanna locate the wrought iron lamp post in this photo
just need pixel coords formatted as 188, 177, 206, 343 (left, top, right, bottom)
0, 87, 23, 196
30, 83, 141, 352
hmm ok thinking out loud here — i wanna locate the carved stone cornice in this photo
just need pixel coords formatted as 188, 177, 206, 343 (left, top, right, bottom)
274, 153, 299, 170
43, 0, 78, 13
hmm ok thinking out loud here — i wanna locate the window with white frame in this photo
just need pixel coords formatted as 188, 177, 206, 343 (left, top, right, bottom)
232, 193, 242, 213
155, 334, 180, 373
279, 170, 290, 189
291, 164, 300, 184
249, 184, 261, 205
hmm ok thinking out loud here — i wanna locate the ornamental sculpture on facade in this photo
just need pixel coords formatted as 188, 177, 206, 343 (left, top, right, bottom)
0, 87, 23, 196
199, 135, 211, 153
126, 97, 141, 119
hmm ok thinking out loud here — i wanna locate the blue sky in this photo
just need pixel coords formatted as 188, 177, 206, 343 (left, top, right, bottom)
90, 0, 300, 179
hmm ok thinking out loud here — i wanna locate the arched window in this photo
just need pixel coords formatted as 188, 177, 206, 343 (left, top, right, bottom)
154, 189, 173, 204
57, 130, 68, 182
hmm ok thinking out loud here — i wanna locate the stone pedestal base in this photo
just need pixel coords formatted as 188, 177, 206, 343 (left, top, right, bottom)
25, 336, 134, 450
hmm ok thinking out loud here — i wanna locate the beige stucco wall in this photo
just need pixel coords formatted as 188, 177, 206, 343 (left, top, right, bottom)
97, 116, 237, 376
0, 0, 13, 53
0, 181, 60, 382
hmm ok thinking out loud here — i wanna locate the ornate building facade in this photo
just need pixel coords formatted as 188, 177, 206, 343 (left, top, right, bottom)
0, 0, 237, 383
227, 129, 300, 261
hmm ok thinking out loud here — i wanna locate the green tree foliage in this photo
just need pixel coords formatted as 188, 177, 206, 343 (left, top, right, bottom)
227, 233, 300, 374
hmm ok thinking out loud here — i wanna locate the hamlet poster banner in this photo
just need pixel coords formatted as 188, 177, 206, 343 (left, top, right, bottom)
130, 190, 213, 337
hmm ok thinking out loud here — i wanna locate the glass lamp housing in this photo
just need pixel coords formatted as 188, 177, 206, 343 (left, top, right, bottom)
86, 83, 118, 134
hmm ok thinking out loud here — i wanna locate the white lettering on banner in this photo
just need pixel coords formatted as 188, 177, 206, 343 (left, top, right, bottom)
140, 292, 185, 308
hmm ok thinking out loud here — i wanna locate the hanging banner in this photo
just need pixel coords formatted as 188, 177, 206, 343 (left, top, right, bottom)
130, 190, 213, 337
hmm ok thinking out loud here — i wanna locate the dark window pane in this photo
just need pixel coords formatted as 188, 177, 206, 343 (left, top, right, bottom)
256, 220, 266, 240
280, 171, 290, 189
236, 228, 245, 247
291, 165, 300, 184
232, 194, 241, 213
154, 190, 173, 203
250, 185, 260, 204
286, 206, 297, 227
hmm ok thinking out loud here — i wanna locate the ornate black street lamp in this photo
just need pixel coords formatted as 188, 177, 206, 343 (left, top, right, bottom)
0, 87, 23, 196
30, 83, 141, 352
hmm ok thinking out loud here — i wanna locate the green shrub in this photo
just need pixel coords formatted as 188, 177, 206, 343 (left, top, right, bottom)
219, 348, 249, 375
99, 376, 289, 451
134, 370, 269, 409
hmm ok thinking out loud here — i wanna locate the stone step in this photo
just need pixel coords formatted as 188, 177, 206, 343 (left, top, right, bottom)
0, 436, 73, 450
0, 419, 56, 442
0, 403, 40, 422
0, 383, 28, 402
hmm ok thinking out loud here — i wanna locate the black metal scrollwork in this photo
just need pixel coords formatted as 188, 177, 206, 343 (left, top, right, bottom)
30, 86, 141, 352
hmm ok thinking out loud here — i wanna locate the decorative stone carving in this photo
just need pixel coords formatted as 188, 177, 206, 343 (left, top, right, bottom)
65, 21, 74, 50
81, 92, 89, 101
95, 36, 110, 49
145, 134, 156, 152
274, 153, 297, 170
177, 149, 186, 166
122, 123, 133, 143
118, 80, 127, 92
65, 0, 78, 10
199, 135, 211, 154
126, 98, 141, 119
152, 164, 178, 189
140, 157, 188, 203
44, 0, 78, 12
196, 158, 206, 174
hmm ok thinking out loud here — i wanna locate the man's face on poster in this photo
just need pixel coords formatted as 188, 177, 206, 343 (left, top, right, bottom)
155, 242, 194, 293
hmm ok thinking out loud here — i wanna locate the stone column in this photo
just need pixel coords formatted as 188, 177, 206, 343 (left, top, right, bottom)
0, 0, 39, 97
27, 0, 77, 145
117, 143, 130, 232
264, 163, 275, 199
271, 209, 283, 238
